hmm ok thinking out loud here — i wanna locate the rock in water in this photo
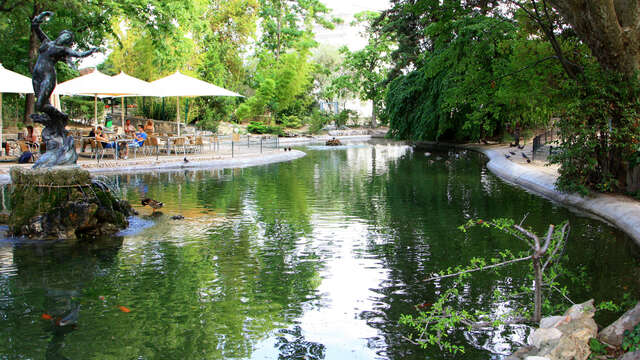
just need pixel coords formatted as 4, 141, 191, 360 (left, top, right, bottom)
325, 138, 342, 146
507, 300, 597, 360
9, 166, 133, 239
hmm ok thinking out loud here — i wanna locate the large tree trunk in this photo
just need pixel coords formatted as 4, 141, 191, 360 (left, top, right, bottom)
550, 0, 640, 77
24, 2, 40, 123
548, 0, 640, 192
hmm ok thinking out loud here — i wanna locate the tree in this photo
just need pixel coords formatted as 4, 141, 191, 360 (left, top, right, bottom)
373, 0, 640, 193
0, 0, 197, 121
310, 44, 346, 106
548, 0, 640, 77
333, 11, 393, 127
257, 0, 336, 60
237, 42, 315, 124
401, 219, 571, 353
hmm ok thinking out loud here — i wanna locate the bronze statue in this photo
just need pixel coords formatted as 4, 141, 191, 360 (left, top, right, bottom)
30, 11, 98, 168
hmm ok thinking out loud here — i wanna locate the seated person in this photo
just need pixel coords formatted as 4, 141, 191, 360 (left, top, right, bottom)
121, 125, 147, 159
81, 127, 96, 153
144, 119, 154, 134
124, 119, 135, 136
95, 126, 117, 150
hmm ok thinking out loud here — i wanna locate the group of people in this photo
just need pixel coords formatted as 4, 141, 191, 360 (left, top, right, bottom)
5, 118, 155, 160
3, 126, 39, 156
82, 119, 153, 159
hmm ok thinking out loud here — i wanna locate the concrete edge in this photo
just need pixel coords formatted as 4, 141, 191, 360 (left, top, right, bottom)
278, 135, 372, 145
419, 142, 640, 246
0, 151, 306, 182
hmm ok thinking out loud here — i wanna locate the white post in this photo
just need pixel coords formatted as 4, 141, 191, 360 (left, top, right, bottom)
176, 96, 180, 137
121, 96, 124, 128
94, 94, 98, 128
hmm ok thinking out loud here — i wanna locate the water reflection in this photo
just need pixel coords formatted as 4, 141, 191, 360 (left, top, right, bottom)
0, 141, 637, 359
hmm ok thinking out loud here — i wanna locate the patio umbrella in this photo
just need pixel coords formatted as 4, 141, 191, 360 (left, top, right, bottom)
55, 69, 136, 127
150, 71, 242, 136
111, 72, 155, 127
0, 63, 34, 148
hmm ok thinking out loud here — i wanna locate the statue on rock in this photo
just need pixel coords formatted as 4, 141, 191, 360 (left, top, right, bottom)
30, 11, 98, 168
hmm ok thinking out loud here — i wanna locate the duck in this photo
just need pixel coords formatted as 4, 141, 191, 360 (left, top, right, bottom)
141, 198, 164, 213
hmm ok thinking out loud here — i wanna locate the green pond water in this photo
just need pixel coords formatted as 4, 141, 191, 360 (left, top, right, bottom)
0, 140, 638, 359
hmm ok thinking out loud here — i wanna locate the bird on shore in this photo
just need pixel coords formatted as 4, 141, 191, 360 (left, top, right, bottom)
183, 157, 189, 163
505, 154, 511, 159
141, 198, 164, 213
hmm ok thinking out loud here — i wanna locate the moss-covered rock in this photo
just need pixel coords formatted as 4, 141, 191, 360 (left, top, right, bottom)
9, 166, 133, 239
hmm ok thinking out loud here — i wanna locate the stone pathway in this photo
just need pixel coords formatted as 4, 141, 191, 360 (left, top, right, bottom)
468, 143, 640, 247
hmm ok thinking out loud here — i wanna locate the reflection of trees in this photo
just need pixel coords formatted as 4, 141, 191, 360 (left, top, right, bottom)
58, 162, 322, 358
338, 148, 639, 358
276, 325, 326, 360
0, 237, 124, 359
2, 145, 636, 359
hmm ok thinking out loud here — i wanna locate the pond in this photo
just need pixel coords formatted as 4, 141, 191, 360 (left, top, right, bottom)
0, 140, 638, 359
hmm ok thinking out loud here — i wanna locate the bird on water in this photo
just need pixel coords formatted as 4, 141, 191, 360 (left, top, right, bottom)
141, 198, 164, 213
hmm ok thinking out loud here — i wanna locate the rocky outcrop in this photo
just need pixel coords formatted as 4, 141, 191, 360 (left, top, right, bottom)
507, 300, 597, 360
9, 166, 132, 239
599, 302, 640, 347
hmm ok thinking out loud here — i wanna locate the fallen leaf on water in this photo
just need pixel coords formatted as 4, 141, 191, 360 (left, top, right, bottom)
118, 306, 131, 313
41, 313, 53, 320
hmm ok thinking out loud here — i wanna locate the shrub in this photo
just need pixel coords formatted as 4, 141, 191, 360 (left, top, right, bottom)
308, 110, 328, 134
281, 115, 302, 129
139, 97, 176, 121
248, 121, 268, 134
247, 121, 283, 136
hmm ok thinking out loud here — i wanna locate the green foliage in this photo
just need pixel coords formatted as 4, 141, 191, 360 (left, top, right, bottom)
311, 44, 347, 103
139, 98, 176, 121
247, 121, 283, 135
623, 323, 640, 353
62, 97, 105, 120
240, 44, 315, 122
257, 0, 335, 59
281, 115, 302, 129
550, 65, 640, 195
330, 109, 356, 128
331, 11, 393, 123
385, 13, 562, 142
307, 110, 328, 134
401, 218, 573, 353
588, 338, 609, 356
